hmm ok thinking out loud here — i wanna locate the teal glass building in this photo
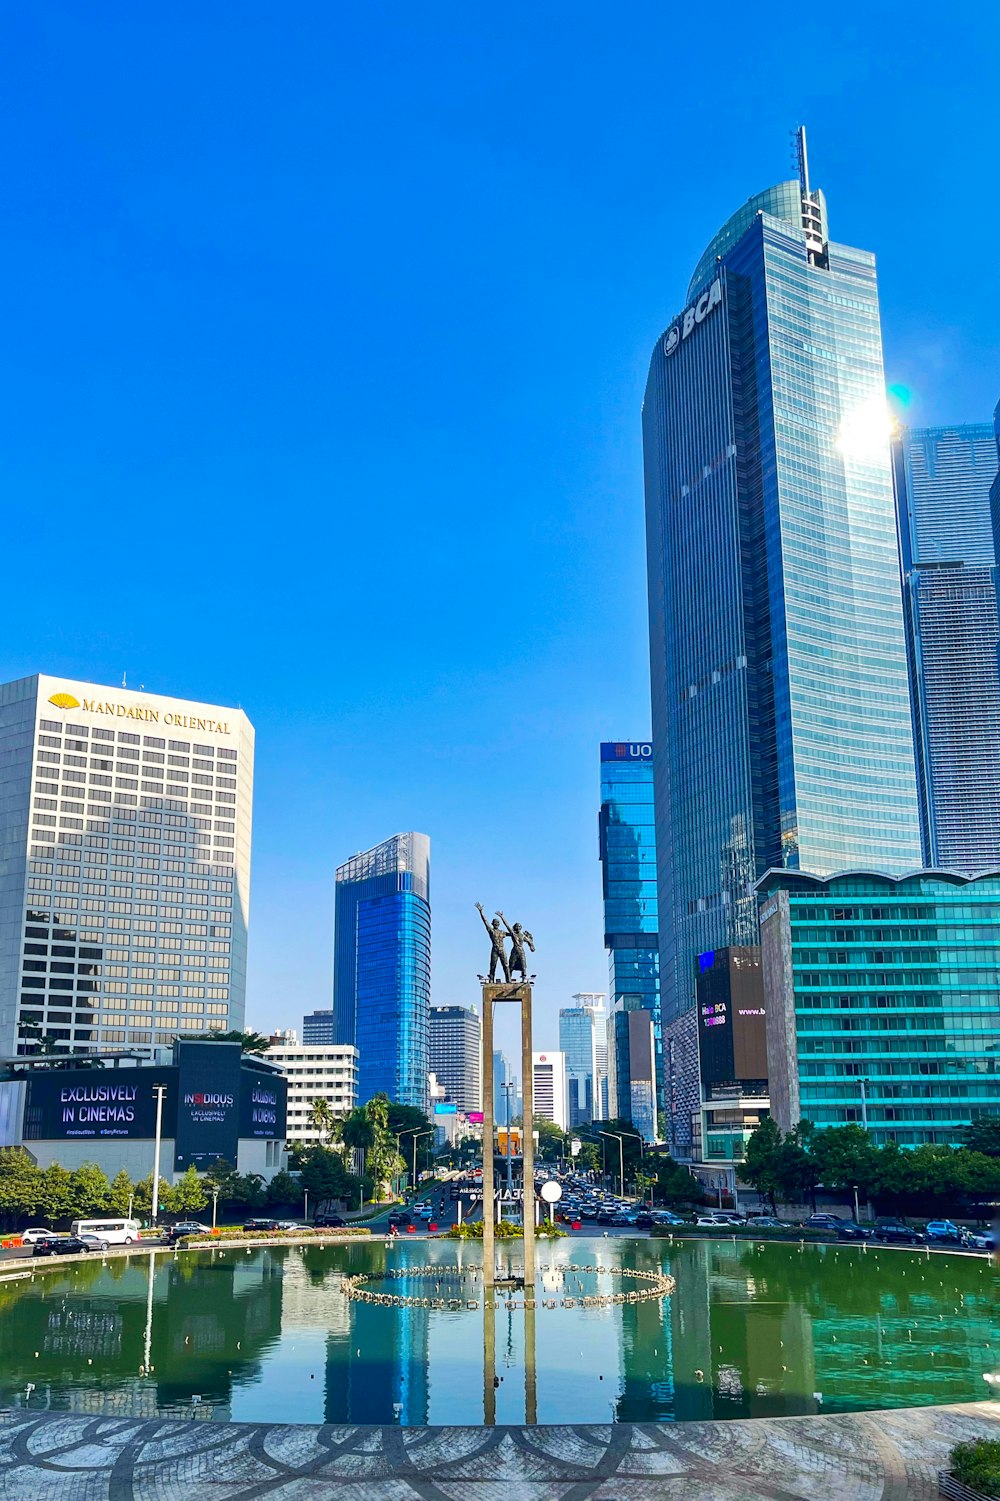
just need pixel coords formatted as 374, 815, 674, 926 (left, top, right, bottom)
643, 141, 922, 1152
893, 423, 1000, 871
758, 869, 1000, 1146
332, 832, 430, 1109
599, 742, 661, 1131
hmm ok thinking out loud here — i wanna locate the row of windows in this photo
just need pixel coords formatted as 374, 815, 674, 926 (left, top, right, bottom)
39, 720, 237, 758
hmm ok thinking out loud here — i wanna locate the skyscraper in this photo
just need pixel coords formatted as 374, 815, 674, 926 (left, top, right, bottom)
429, 1003, 482, 1113
558, 1003, 597, 1126
571, 991, 608, 1119
332, 832, 430, 1108
892, 423, 1000, 870
302, 1008, 336, 1044
531, 1051, 568, 1130
0, 674, 253, 1060
599, 742, 661, 1129
643, 135, 922, 1152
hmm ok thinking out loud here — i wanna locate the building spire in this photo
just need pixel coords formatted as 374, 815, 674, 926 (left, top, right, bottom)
794, 125, 827, 267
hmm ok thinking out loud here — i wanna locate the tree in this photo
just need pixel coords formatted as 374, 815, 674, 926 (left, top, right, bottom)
307, 1098, 336, 1143
0, 1148, 41, 1229
69, 1162, 111, 1219
742, 1118, 784, 1212
299, 1145, 359, 1210
575, 1141, 601, 1175
133, 1174, 173, 1218
651, 1154, 703, 1207
385, 1102, 434, 1176
193, 1029, 272, 1055
166, 1165, 208, 1217
807, 1124, 878, 1206
265, 1170, 302, 1209
39, 1162, 76, 1225
962, 1118, 1000, 1157
229, 1173, 267, 1210
108, 1168, 136, 1216
533, 1117, 569, 1164
592, 1121, 644, 1186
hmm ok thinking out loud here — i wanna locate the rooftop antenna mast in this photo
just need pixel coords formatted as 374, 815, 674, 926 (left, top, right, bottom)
793, 124, 827, 268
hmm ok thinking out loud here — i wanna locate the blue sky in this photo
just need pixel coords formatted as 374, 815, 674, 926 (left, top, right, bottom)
2, 3, 998, 1061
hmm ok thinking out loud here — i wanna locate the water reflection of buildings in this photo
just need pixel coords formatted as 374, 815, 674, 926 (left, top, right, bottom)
0, 1250, 283, 1420
324, 1302, 429, 1424
614, 1240, 674, 1422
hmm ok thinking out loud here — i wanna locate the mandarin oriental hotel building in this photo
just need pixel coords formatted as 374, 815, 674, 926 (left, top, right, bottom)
0, 674, 253, 1060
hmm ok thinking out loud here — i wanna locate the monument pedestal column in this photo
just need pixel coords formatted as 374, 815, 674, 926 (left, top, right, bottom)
480, 981, 534, 1290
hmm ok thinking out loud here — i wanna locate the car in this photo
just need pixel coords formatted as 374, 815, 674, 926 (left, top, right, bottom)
695, 1214, 732, 1228
744, 1216, 790, 1229
242, 1219, 281, 1233
633, 1213, 656, 1229
705, 1212, 745, 1226
652, 1211, 688, 1228
313, 1214, 346, 1228
925, 1219, 961, 1242
167, 1222, 212, 1242
414, 1204, 433, 1219
966, 1230, 997, 1250
78, 1233, 110, 1251
608, 1213, 632, 1226
387, 1211, 413, 1227
804, 1213, 868, 1240
872, 1219, 926, 1245
33, 1236, 93, 1257
20, 1227, 55, 1244
275, 1221, 305, 1232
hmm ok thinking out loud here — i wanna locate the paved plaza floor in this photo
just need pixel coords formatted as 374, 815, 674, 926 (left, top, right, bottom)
1, 1401, 999, 1499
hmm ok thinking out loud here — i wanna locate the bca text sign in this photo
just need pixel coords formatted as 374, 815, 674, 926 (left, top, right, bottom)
663, 278, 722, 356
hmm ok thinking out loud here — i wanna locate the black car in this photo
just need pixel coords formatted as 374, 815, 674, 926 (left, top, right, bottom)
387, 1211, 413, 1227
242, 1218, 281, 1233
872, 1219, 926, 1245
804, 1214, 868, 1241
314, 1214, 346, 1229
33, 1236, 93, 1257
633, 1213, 656, 1229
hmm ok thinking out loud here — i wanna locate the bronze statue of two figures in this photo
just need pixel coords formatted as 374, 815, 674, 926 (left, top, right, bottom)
476, 903, 535, 982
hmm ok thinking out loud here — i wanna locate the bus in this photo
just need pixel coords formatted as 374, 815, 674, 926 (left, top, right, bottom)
69, 1218, 141, 1245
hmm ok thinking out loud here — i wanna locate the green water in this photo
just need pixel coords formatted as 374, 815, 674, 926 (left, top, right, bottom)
0, 1237, 995, 1425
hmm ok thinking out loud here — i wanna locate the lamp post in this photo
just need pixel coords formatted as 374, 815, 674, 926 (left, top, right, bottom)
151, 1084, 167, 1227
211, 1187, 219, 1232
501, 1082, 515, 1190
616, 1128, 645, 1199
599, 1132, 625, 1196
397, 1127, 434, 1194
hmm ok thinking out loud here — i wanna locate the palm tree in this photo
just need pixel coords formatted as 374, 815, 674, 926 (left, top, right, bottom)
194, 1029, 272, 1055
307, 1097, 335, 1143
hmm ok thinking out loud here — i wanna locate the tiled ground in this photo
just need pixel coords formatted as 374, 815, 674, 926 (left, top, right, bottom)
0, 1402, 998, 1499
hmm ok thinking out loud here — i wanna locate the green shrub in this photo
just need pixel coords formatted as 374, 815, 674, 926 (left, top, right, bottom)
950, 1438, 1000, 1497
446, 1220, 566, 1240
182, 1227, 371, 1246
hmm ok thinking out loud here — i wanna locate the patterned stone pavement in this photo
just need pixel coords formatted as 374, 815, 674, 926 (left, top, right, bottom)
0, 1402, 999, 1499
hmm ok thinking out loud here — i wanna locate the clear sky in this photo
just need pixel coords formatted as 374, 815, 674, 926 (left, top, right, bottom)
1, 3, 998, 1062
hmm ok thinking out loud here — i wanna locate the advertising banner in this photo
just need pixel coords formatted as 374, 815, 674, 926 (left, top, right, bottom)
239, 1069, 287, 1140
23, 1067, 177, 1142
173, 1042, 242, 1170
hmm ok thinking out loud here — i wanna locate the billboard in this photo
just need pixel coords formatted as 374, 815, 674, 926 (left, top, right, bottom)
23, 1067, 176, 1142
239, 1069, 287, 1140
434, 1102, 457, 1115
173, 1042, 242, 1170
467, 1111, 484, 1124
697, 947, 767, 1089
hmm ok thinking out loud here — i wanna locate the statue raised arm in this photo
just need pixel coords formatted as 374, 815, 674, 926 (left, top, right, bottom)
496, 911, 534, 980
476, 902, 510, 983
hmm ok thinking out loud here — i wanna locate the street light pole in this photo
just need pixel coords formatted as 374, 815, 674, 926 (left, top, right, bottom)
212, 1187, 219, 1231
151, 1084, 167, 1226
599, 1132, 624, 1195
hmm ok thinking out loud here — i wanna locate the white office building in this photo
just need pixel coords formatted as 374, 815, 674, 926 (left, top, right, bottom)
0, 674, 254, 1060
531, 1051, 568, 1131
269, 1041, 359, 1143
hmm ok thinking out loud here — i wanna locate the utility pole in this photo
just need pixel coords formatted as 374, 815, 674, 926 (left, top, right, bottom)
151, 1084, 167, 1226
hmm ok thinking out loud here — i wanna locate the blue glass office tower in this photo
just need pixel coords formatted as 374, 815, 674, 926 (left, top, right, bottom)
643, 138, 922, 1153
893, 423, 1000, 871
332, 832, 430, 1109
599, 742, 661, 1131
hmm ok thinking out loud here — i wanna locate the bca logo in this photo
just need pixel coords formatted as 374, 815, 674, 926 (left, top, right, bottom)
663, 277, 723, 356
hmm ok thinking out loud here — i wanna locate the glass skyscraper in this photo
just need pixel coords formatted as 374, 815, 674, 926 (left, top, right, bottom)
892, 423, 1000, 871
332, 832, 430, 1109
643, 141, 922, 1152
759, 869, 1000, 1146
599, 742, 661, 1130
558, 1003, 597, 1126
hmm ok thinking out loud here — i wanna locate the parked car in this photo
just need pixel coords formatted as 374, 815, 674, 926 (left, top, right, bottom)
872, 1219, 926, 1245
20, 1227, 55, 1244
313, 1214, 346, 1228
804, 1214, 868, 1240
33, 1236, 93, 1257
242, 1219, 281, 1233
167, 1222, 212, 1242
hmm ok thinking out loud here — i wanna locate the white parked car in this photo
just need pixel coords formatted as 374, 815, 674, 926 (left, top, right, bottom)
20, 1227, 56, 1244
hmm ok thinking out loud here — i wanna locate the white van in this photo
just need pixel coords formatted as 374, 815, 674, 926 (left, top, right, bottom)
70, 1218, 141, 1245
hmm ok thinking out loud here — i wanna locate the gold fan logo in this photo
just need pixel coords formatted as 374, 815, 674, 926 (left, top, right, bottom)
48, 693, 80, 710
